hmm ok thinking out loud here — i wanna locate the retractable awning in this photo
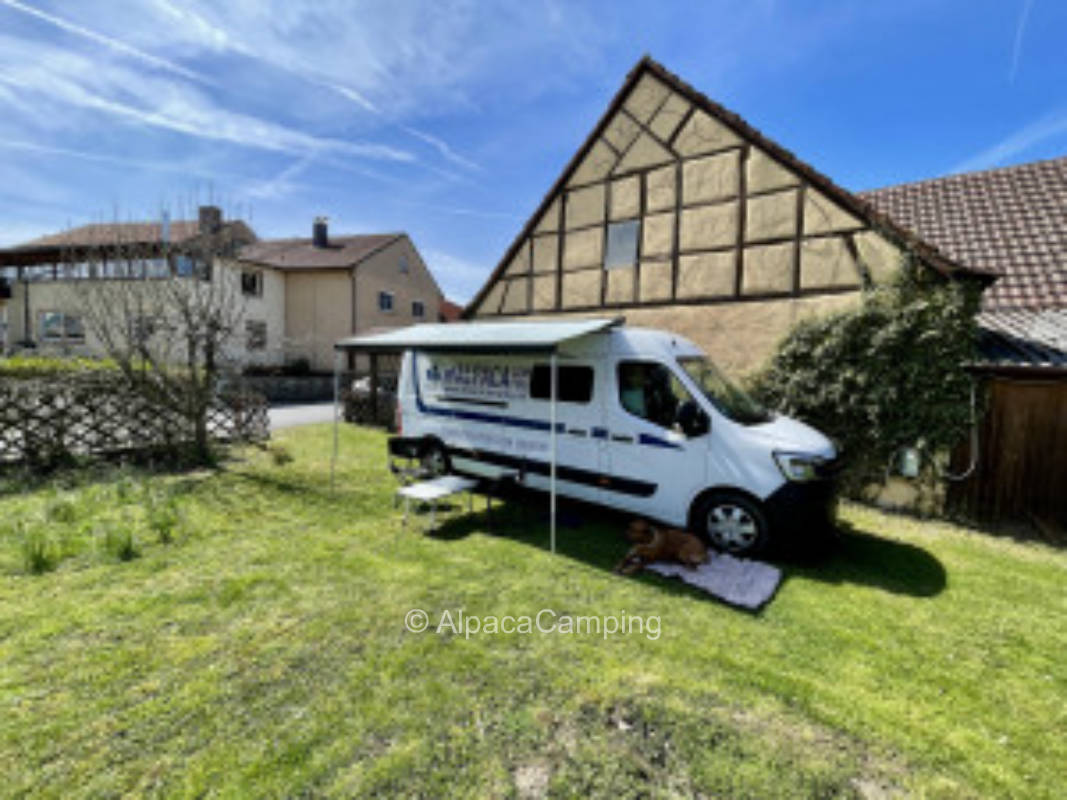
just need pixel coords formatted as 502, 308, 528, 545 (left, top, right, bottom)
331, 317, 624, 555
334, 317, 624, 354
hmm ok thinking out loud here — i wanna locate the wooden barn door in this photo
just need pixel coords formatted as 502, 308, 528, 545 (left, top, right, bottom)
950, 376, 1067, 526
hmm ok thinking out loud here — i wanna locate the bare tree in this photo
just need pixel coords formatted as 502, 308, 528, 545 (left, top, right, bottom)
67, 211, 251, 463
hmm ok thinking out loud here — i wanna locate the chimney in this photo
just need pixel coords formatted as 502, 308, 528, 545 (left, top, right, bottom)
313, 216, 329, 248
198, 205, 222, 235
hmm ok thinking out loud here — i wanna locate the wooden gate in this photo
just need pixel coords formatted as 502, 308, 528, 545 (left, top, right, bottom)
949, 376, 1067, 526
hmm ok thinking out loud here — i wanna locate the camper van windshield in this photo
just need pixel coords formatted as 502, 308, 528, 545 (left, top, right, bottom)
678, 357, 770, 425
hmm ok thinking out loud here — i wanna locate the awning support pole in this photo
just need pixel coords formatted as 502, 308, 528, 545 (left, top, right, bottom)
330, 350, 341, 493
550, 350, 557, 555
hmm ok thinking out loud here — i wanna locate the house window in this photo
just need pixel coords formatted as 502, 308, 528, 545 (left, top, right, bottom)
412, 300, 425, 318
529, 364, 594, 404
604, 220, 640, 269
241, 270, 263, 297
399, 255, 409, 273
38, 311, 85, 343
246, 320, 267, 351
378, 291, 394, 312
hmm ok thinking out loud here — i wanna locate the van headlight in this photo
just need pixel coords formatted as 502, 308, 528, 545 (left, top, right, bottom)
773, 451, 821, 482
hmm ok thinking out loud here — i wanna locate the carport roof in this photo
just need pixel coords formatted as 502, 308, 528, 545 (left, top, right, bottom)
335, 318, 623, 353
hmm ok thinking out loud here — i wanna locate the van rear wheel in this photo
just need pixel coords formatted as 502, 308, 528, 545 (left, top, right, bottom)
419, 439, 450, 477
695, 492, 769, 556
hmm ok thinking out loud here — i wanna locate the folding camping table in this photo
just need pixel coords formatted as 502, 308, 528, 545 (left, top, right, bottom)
396, 475, 477, 531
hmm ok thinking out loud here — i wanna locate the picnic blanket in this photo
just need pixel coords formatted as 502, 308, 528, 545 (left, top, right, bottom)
645, 553, 783, 610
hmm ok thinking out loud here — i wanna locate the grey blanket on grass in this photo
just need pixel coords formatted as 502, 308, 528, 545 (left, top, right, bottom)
645, 554, 782, 610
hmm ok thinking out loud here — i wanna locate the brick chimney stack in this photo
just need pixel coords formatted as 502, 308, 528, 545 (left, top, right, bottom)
313, 216, 329, 248
198, 205, 222, 235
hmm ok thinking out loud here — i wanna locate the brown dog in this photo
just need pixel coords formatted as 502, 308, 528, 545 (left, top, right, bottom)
614, 518, 708, 575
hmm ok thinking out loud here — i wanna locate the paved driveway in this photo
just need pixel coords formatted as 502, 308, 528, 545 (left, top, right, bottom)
268, 402, 338, 430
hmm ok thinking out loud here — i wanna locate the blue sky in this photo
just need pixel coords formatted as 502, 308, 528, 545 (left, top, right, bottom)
0, 0, 1064, 302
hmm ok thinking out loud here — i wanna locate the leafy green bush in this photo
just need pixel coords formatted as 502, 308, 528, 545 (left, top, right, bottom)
749, 258, 982, 494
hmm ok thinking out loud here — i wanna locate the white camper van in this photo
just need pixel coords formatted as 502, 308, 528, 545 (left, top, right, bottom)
347, 319, 839, 555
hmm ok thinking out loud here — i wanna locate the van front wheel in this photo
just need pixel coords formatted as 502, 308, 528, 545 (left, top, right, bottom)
695, 492, 769, 556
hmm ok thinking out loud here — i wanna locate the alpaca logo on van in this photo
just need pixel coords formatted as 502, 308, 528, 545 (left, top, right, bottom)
424, 358, 531, 401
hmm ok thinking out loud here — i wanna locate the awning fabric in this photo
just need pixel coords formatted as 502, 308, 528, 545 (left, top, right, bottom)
334, 317, 623, 354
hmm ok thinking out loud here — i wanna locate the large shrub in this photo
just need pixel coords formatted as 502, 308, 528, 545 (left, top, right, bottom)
749, 258, 982, 493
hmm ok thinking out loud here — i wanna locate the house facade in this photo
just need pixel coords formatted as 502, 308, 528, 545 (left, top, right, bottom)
465, 57, 988, 376
0, 206, 257, 357
0, 210, 448, 373
235, 220, 445, 371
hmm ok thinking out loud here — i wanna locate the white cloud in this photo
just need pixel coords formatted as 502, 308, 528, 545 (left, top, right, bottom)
950, 110, 1067, 174
0, 0, 208, 83
0, 37, 414, 162
1009, 0, 1034, 83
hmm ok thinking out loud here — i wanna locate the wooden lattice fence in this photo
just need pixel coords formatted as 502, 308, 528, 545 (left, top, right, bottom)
0, 374, 269, 469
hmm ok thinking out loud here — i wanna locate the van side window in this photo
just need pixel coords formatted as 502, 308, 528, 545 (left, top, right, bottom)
530, 365, 594, 404
618, 361, 695, 430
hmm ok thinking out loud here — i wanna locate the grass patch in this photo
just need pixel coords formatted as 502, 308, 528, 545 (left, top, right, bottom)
0, 424, 1064, 797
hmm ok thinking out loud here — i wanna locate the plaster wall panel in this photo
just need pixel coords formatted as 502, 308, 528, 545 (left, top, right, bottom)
677, 251, 736, 298
683, 151, 739, 205
742, 242, 793, 294
680, 202, 737, 251
745, 189, 798, 242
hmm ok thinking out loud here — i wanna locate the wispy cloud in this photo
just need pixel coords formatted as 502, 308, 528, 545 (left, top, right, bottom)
0, 48, 414, 163
0, 138, 247, 182
243, 153, 315, 200
1009, 0, 1034, 83
398, 125, 481, 172
949, 109, 1067, 174
0, 0, 208, 84
423, 248, 492, 303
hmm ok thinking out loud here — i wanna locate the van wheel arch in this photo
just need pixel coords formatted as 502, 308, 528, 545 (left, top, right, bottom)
418, 436, 450, 476
688, 487, 770, 556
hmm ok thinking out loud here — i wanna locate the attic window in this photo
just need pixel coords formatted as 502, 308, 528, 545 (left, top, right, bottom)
604, 220, 639, 270
399, 255, 409, 273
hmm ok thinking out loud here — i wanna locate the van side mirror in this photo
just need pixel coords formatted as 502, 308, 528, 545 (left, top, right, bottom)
676, 401, 709, 438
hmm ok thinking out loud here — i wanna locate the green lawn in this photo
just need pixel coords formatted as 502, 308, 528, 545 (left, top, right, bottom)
1, 424, 1065, 798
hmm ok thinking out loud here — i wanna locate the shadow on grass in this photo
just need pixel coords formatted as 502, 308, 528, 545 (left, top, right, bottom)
785, 521, 946, 598
427, 493, 946, 602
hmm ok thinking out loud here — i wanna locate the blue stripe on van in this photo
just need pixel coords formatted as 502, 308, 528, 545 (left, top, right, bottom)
638, 433, 683, 450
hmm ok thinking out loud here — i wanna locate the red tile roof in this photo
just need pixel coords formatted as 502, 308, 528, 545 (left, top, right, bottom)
860, 156, 1067, 311
20, 220, 206, 247
238, 234, 402, 270
438, 299, 463, 322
